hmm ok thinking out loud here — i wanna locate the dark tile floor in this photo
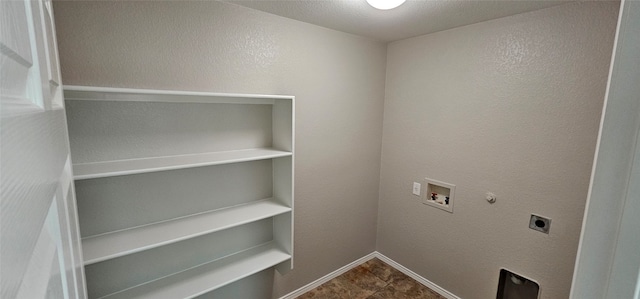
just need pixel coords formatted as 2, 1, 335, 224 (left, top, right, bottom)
297, 258, 446, 299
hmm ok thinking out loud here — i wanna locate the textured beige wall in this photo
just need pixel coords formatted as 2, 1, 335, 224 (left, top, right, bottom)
52, 1, 386, 297
378, 2, 618, 299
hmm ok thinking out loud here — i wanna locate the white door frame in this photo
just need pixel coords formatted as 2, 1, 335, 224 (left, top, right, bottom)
570, 0, 640, 298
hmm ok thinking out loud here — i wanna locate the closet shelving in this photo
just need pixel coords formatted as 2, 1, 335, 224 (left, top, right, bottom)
73, 148, 292, 180
81, 198, 291, 265
64, 86, 294, 299
101, 243, 290, 299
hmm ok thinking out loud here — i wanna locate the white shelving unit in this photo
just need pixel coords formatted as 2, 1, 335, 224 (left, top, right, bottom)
64, 86, 294, 299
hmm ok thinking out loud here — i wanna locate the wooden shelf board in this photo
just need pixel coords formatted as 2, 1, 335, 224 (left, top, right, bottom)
100, 242, 290, 299
73, 148, 292, 180
82, 199, 291, 265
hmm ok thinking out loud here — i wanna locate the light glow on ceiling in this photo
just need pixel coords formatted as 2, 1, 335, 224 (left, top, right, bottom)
366, 0, 406, 10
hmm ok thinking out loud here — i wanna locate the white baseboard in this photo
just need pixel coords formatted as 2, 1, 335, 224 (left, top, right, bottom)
374, 252, 460, 299
278, 252, 378, 299
278, 251, 460, 299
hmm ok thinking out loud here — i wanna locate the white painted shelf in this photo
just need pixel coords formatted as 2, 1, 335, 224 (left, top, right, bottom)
73, 148, 292, 180
82, 199, 291, 265
100, 242, 290, 299
64, 85, 294, 104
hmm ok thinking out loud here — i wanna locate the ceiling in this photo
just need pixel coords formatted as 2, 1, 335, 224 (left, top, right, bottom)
224, 0, 573, 42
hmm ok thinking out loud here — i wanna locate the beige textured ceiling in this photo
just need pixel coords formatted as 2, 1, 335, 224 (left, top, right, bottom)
224, 0, 574, 42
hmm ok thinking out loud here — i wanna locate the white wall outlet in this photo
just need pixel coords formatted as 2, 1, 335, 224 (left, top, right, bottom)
412, 182, 421, 196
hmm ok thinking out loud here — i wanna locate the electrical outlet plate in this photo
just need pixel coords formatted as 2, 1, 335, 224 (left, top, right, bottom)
529, 214, 551, 234
422, 178, 455, 213
412, 182, 421, 196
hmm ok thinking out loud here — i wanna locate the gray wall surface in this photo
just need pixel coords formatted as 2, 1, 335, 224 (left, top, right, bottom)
53, 1, 386, 297
378, 2, 618, 299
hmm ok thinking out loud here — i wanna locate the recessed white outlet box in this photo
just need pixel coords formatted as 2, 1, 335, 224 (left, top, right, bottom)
412, 182, 421, 196
422, 178, 455, 213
